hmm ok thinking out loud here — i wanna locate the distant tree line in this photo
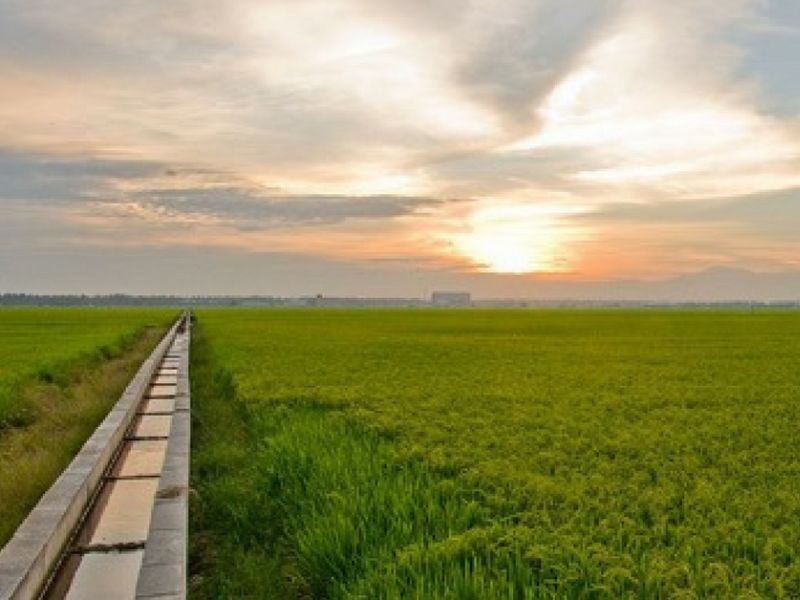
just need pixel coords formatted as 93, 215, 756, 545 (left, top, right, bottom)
0, 294, 427, 307
0, 294, 798, 308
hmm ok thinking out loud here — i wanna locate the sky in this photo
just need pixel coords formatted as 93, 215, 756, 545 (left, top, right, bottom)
1, 0, 799, 298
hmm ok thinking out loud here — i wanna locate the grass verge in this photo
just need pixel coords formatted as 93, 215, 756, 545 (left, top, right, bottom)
0, 324, 168, 545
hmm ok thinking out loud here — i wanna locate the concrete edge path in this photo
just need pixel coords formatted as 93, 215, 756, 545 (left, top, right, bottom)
134, 315, 191, 599
0, 313, 188, 600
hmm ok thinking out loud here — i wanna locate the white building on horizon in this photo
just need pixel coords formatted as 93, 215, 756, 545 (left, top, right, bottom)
431, 291, 471, 306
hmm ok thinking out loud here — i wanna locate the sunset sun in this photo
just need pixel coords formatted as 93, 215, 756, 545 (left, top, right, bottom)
451, 205, 578, 274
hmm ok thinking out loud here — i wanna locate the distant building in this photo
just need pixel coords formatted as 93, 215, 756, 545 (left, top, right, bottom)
431, 291, 471, 306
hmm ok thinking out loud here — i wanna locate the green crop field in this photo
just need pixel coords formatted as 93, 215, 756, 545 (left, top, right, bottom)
0, 308, 174, 427
0, 307, 174, 544
190, 308, 800, 598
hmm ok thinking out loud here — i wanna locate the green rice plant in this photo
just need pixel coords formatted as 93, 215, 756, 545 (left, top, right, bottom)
191, 308, 800, 598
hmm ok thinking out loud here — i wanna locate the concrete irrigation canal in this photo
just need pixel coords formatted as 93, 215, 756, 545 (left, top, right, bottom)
0, 313, 191, 600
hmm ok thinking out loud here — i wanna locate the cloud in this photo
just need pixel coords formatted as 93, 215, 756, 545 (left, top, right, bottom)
580, 187, 800, 223
126, 188, 449, 229
500, 0, 800, 198
0, 148, 452, 231
1, 0, 799, 292
451, 0, 621, 129
0, 149, 160, 201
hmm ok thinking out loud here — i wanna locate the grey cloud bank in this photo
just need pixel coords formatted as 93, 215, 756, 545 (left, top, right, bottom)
129, 189, 449, 229
0, 150, 159, 201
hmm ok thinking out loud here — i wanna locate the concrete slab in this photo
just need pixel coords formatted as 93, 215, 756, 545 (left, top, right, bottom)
114, 441, 168, 478
134, 563, 183, 598
139, 530, 183, 568
134, 416, 172, 438
140, 398, 175, 414
147, 499, 185, 532
63, 550, 144, 600
86, 480, 158, 546
0, 547, 45, 600
146, 385, 176, 399
173, 395, 189, 412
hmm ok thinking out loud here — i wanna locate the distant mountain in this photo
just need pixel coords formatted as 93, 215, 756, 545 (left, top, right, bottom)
521, 267, 800, 302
